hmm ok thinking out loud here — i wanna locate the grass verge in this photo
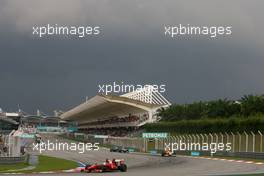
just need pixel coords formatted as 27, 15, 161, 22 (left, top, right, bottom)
0, 155, 78, 173
0, 163, 29, 172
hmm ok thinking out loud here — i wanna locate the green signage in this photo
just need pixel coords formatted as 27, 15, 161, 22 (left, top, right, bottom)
142, 132, 168, 138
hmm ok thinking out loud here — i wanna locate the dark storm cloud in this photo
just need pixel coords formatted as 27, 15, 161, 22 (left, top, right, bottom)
0, 0, 264, 114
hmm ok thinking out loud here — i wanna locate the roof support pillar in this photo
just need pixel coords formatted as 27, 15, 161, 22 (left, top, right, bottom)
148, 110, 153, 122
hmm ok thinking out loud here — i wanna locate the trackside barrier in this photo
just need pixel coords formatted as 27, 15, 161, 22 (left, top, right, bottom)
0, 155, 27, 164
107, 137, 145, 152
64, 131, 264, 158
63, 133, 145, 152
154, 131, 264, 154
107, 131, 264, 157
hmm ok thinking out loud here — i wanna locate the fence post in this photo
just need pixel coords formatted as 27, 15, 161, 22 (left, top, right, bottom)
200, 134, 204, 144
220, 132, 224, 143
231, 132, 235, 152
182, 135, 186, 145
244, 131, 248, 152
214, 133, 218, 144
205, 134, 209, 144
196, 134, 200, 144
173, 136, 176, 148
155, 138, 158, 150
175, 136, 179, 144
192, 134, 196, 143
258, 131, 263, 152
237, 132, 241, 152
251, 131, 255, 152
187, 135, 191, 143
179, 135, 182, 143
225, 132, 229, 144
209, 133, 213, 143
209, 133, 213, 157
143, 138, 146, 152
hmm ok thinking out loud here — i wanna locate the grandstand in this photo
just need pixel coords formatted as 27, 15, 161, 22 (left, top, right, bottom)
60, 86, 170, 137
21, 116, 77, 133
0, 114, 19, 134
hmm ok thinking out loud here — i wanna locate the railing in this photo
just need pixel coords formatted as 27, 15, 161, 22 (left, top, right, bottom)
104, 131, 264, 155
155, 131, 264, 153
0, 156, 27, 164
64, 131, 264, 159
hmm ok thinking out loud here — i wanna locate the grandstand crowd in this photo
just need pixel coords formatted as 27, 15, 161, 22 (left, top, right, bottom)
81, 115, 148, 126
80, 127, 141, 137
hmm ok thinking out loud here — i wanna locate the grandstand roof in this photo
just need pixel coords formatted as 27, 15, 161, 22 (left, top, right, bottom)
0, 116, 19, 125
60, 94, 164, 123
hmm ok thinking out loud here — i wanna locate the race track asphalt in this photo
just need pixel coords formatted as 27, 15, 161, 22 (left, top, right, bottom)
12, 134, 264, 176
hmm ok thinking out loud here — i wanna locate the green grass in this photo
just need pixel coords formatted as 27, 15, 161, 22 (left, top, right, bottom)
0, 155, 78, 173
30, 155, 78, 172
0, 163, 29, 172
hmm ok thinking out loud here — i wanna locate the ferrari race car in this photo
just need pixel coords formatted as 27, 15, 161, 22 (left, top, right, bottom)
161, 149, 176, 157
80, 159, 127, 173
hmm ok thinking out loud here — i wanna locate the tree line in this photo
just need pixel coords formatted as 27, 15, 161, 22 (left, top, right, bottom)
158, 94, 264, 121
144, 116, 264, 134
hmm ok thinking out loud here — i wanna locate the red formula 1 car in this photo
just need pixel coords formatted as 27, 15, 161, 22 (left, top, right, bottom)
80, 159, 127, 173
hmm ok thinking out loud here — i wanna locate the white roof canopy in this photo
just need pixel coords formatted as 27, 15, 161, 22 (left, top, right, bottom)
60, 95, 164, 124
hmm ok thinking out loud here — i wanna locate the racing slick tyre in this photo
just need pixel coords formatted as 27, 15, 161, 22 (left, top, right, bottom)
99, 165, 107, 172
118, 164, 127, 172
86, 169, 92, 173
161, 152, 165, 157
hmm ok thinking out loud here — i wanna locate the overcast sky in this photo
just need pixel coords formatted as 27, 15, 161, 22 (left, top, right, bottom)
0, 0, 264, 115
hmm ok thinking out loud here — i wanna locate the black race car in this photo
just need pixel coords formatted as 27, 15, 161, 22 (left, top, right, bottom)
110, 146, 129, 153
